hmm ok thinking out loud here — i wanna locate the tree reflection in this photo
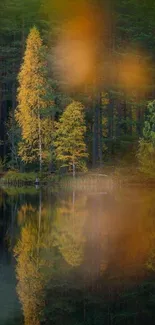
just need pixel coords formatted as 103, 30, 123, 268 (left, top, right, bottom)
14, 223, 45, 325
14, 190, 54, 325
53, 191, 87, 267
14, 190, 88, 324
12, 187, 155, 325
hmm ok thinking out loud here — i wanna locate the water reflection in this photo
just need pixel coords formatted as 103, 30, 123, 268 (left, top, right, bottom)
14, 191, 54, 325
1, 187, 155, 324
53, 191, 87, 267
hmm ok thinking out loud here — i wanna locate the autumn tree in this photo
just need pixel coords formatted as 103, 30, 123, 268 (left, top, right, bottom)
55, 101, 88, 176
15, 27, 54, 172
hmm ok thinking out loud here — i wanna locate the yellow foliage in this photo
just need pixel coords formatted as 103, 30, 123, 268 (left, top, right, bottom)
15, 27, 54, 164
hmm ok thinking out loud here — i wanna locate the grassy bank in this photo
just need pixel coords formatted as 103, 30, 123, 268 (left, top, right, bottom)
0, 170, 62, 186
0, 167, 155, 189
0, 171, 37, 185
0, 170, 114, 190
113, 165, 155, 187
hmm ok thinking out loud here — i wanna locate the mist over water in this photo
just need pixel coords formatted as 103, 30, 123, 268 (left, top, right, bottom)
0, 185, 155, 324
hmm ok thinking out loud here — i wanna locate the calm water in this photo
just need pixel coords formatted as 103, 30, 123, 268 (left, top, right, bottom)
0, 185, 155, 325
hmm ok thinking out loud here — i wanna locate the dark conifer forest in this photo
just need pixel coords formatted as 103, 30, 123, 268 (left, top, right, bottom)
0, 0, 155, 177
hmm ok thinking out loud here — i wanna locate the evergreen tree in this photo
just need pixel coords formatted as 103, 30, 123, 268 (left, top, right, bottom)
55, 101, 88, 176
15, 27, 54, 171
137, 100, 155, 177
6, 112, 21, 170
143, 100, 155, 143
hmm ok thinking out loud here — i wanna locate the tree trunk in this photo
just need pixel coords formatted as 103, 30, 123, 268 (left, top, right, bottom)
39, 190, 42, 235
73, 160, 75, 178
11, 30, 18, 169
92, 102, 99, 168
37, 190, 42, 261
38, 113, 42, 173
11, 81, 16, 168
123, 100, 127, 134
99, 93, 103, 167
108, 94, 114, 155
128, 101, 133, 136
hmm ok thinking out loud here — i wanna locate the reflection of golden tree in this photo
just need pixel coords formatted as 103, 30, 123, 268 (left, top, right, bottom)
17, 204, 36, 225
14, 224, 44, 325
53, 193, 87, 267
14, 199, 54, 325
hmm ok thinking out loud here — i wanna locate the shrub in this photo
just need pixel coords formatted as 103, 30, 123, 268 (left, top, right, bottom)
1, 171, 37, 183
137, 139, 155, 177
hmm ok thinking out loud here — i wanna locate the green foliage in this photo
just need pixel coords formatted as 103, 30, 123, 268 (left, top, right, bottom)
137, 101, 155, 177
143, 100, 155, 143
0, 157, 6, 172
137, 139, 155, 177
2, 186, 38, 196
6, 112, 21, 170
1, 171, 37, 183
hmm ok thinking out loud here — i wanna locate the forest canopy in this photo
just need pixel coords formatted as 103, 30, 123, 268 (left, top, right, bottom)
0, 0, 155, 176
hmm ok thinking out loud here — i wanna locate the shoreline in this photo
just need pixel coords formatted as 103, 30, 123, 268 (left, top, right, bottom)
0, 169, 155, 189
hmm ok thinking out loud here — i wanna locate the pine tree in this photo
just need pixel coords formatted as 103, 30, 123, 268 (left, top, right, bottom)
55, 101, 88, 177
15, 27, 54, 171
143, 100, 155, 143
137, 100, 155, 177
6, 112, 21, 169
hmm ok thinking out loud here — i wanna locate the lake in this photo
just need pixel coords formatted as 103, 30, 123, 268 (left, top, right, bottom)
0, 185, 155, 324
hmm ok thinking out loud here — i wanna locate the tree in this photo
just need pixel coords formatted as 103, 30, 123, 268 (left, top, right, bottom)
55, 101, 88, 176
137, 100, 155, 176
15, 27, 54, 172
143, 100, 155, 143
6, 112, 21, 170
0, 0, 44, 161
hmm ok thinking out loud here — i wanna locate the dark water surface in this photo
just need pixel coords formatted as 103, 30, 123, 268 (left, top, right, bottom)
0, 185, 155, 324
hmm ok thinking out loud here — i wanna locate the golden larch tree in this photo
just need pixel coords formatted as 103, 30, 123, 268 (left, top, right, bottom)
16, 27, 54, 171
